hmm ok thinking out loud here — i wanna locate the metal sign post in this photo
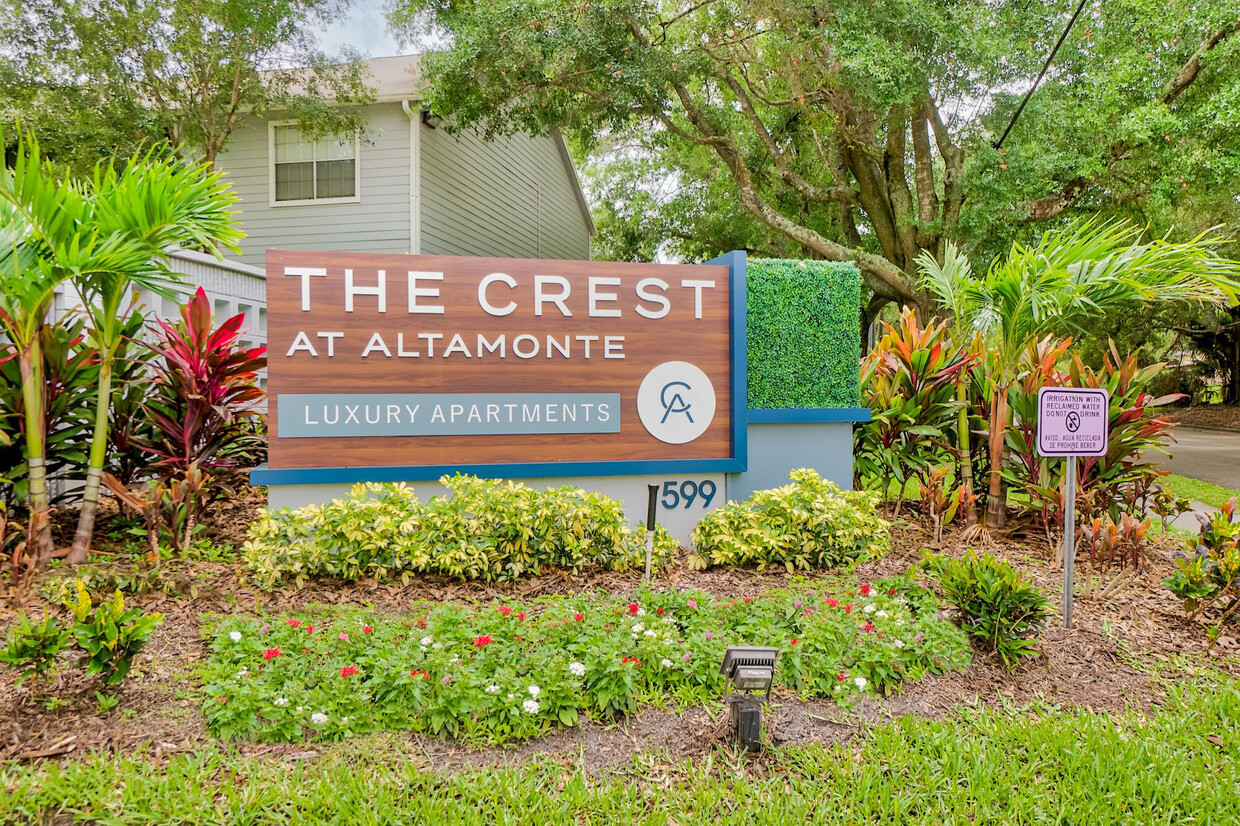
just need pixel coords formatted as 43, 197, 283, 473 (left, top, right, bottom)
1036, 387, 1110, 629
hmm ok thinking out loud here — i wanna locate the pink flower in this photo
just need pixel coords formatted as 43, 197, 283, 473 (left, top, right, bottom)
914, 633, 924, 643
259, 624, 270, 634
793, 600, 802, 608
686, 600, 697, 609
286, 619, 301, 629
338, 632, 349, 641
340, 665, 358, 678
683, 652, 692, 662
704, 631, 713, 640
442, 674, 452, 685
263, 648, 282, 661
362, 625, 373, 635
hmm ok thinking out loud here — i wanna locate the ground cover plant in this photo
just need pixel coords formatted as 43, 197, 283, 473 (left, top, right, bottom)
242, 477, 680, 587
200, 582, 970, 745
5, 674, 1238, 825
689, 469, 888, 571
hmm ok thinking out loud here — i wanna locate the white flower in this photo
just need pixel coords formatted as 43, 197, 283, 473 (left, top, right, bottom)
432, 642, 443, 650
342, 717, 349, 723
631, 634, 639, 640
644, 629, 657, 638
663, 617, 676, 625
311, 712, 328, 725
661, 658, 673, 668
663, 638, 672, 645
420, 636, 433, 646
632, 623, 644, 633
894, 639, 905, 649
636, 608, 646, 616
568, 662, 585, 677
450, 654, 460, 663
854, 677, 868, 691
527, 685, 541, 697
523, 699, 540, 714
296, 706, 304, 713
876, 610, 889, 619
507, 693, 515, 700
229, 631, 243, 642
863, 604, 876, 614
274, 697, 289, 707
486, 685, 500, 694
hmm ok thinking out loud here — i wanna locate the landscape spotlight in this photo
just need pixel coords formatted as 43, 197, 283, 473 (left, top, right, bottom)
719, 646, 779, 752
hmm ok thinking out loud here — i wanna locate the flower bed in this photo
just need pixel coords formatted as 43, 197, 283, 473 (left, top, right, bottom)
202, 581, 971, 745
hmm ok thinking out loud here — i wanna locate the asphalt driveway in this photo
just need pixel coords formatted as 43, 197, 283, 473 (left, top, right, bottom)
1159, 427, 1240, 488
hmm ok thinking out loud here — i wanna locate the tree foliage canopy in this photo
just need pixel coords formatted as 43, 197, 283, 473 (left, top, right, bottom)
392, 0, 1240, 317
2, 0, 374, 170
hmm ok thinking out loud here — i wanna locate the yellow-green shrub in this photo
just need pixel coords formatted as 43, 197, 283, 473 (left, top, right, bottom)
242, 476, 678, 588
689, 469, 888, 571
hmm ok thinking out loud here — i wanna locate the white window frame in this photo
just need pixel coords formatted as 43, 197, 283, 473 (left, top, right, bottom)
268, 120, 362, 207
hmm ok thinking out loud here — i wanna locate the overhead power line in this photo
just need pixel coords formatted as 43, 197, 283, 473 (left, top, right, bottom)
993, 0, 1091, 149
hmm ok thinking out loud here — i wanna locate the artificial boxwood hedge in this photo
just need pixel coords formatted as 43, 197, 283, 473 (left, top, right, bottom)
747, 258, 861, 409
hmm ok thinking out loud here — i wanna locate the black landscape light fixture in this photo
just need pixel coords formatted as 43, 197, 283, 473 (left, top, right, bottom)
719, 646, 779, 752
421, 110, 442, 129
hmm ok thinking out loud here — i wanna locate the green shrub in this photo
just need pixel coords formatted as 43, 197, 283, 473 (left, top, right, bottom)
200, 583, 970, 744
0, 612, 73, 685
747, 259, 861, 409
922, 551, 1050, 668
242, 476, 679, 588
1164, 498, 1240, 644
689, 469, 888, 571
65, 581, 164, 686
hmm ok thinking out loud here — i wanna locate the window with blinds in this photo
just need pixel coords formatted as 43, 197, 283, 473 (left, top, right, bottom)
272, 125, 358, 202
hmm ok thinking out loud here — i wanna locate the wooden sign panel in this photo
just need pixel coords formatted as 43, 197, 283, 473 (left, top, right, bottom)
264, 250, 743, 475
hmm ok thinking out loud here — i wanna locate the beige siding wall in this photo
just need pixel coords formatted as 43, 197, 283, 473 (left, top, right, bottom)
217, 103, 412, 268
420, 126, 591, 261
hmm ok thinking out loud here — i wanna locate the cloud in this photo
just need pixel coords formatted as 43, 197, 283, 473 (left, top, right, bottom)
315, 0, 415, 58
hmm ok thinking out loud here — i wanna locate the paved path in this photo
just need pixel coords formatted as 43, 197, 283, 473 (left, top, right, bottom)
1160, 427, 1240, 489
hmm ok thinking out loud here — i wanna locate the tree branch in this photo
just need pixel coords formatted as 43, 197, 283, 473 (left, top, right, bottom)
1162, 19, 1240, 105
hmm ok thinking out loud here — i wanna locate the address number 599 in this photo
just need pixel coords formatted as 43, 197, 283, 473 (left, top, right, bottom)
660, 480, 717, 510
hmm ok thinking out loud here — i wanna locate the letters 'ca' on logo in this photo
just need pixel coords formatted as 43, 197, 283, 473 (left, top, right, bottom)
637, 361, 716, 444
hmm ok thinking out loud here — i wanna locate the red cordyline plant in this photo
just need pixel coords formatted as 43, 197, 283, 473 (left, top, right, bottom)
140, 287, 266, 477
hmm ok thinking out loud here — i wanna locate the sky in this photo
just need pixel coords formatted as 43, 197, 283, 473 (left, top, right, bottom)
315, 0, 416, 58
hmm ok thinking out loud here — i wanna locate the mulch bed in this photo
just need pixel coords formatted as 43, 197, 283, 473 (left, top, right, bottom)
1164, 405, 1240, 431
1, 496, 1235, 771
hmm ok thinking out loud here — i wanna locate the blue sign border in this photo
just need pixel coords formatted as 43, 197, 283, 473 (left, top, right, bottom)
251, 251, 750, 486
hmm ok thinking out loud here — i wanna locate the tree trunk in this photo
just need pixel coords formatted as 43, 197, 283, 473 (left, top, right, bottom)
69, 353, 115, 564
20, 339, 54, 564
985, 390, 1009, 530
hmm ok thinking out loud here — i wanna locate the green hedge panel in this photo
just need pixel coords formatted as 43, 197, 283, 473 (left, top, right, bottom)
746, 259, 861, 409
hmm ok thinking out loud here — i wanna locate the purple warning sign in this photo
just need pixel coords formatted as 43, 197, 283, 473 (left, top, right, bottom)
1037, 387, 1110, 457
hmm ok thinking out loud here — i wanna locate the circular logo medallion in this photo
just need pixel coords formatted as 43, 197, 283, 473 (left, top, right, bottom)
637, 361, 716, 444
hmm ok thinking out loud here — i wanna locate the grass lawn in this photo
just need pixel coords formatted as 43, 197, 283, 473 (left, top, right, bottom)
1161, 474, 1240, 511
4, 673, 1237, 824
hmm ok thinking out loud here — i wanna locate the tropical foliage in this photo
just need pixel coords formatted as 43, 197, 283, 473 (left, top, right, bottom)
1165, 498, 1240, 647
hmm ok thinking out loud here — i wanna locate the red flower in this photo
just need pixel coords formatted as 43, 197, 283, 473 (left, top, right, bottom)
497, 606, 513, 617
628, 603, 640, 615
305, 624, 315, 634
743, 597, 753, 603
790, 638, 798, 645
340, 665, 359, 678
517, 612, 526, 621
863, 623, 875, 632
656, 608, 665, 615
888, 588, 897, 596
416, 617, 427, 629
837, 673, 848, 681
410, 669, 428, 679
825, 598, 839, 608
513, 634, 522, 641
842, 605, 853, 613
362, 625, 373, 635
573, 613, 584, 622
859, 584, 872, 597
263, 648, 282, 660
474, 635, 493, 648
621, 656, 642, 667
286, 619, 301, 629
216, 696, 227, 703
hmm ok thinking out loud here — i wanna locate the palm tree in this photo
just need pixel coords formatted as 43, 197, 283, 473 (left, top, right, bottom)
0, 135, 242, 565
918, 218, 1240, 530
